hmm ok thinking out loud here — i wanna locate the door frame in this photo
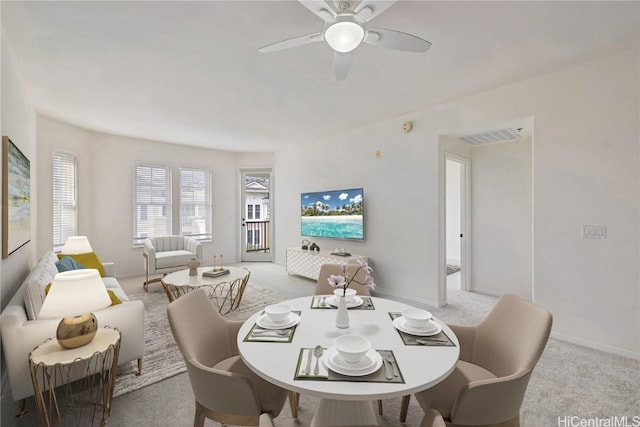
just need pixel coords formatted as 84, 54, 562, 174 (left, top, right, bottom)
239, 168, 274, 262
442, 153, 471, 301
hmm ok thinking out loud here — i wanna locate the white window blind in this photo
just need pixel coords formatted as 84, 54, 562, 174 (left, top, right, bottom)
52, 152, 77, 252
133, 164, 172, 245
179, 168, 212, 240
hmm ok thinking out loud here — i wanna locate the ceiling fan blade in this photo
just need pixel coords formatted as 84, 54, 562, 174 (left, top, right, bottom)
298, 0, 336, 23
259, 32, 323, 53
333, 51, 353, 80
354, 1, 396, 22
365, 27, 432, 52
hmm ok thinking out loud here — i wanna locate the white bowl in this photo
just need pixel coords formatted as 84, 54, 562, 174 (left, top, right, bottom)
264, 303, 291, 323
333, 288, 357, 302
333, 334, 371, 364
402, 308, 432, 329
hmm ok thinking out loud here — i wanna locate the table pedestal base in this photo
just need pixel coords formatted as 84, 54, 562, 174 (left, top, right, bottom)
311, 399, 380, 426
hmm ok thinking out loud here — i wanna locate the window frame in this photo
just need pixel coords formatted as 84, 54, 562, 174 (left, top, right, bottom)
52, 151, 78, 252
179, 167, 212, 241
133, 163, 172, 245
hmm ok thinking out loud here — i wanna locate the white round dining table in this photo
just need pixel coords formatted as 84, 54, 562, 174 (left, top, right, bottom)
237, 296, 459, 426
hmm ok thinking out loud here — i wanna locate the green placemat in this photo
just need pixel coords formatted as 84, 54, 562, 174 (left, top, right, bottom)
294, 347, 404, 383
243, 310, 301, 343
310, 296, 375, 310
389, 312, 455, 346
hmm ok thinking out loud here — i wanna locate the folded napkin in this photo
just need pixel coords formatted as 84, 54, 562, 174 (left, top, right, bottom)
310, 295, 375, 310
389, 312, 455, 346
295, 347, 330, 379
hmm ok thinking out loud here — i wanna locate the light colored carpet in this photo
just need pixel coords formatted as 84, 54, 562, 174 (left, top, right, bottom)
107, 265, 639, 427
113, 275, 287, 397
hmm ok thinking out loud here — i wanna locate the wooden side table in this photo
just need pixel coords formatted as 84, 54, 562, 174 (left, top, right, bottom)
29, 328, 121, 427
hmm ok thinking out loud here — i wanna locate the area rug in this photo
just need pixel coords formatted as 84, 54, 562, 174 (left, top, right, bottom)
112, 281, 286, 397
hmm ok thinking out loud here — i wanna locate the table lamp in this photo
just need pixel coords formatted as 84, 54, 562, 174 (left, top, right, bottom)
60, 235, 93, 254
39, 269, 111, 349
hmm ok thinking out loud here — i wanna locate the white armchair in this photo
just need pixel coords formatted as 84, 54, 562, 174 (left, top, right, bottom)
143, 235, 203, 292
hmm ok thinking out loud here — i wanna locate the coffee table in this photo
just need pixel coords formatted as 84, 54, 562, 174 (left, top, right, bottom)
161, 266, 250, 313
237, 296, 459, 426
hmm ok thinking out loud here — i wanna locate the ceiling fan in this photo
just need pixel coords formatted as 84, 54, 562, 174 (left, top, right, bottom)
258, 0, 432, 80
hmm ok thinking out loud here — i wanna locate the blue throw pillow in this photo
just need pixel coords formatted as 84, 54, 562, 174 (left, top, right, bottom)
55, 256, 85, 273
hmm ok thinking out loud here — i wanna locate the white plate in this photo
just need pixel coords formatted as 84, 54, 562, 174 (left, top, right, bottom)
327, 295, 364, 308
393, 317, 442, 336
256, 312, 300, 329
323, 347, 383, 376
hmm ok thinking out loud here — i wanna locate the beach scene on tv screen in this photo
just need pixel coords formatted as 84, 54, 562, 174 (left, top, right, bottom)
301, 188, 364, 240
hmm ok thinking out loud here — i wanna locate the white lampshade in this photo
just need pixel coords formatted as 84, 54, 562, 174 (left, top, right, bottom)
39, 269, 111, 318
324, 20, 365, 53
60, 236, 93, 255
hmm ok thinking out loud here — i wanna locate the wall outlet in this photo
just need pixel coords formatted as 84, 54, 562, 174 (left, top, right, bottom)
582, 225, 606, 239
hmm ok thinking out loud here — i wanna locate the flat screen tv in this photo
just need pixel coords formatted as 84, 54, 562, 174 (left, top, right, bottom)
300, 188, 364, 240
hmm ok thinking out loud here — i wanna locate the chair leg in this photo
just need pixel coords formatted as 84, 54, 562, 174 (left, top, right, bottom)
288, 391, 299, 419
378, 399, 383, 415
137, 358, 143, 375
194, 401, 206, 427
16, 399, 26, 417
399, 394, 410, 422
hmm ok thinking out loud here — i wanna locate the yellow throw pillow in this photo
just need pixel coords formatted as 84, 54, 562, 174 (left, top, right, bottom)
45, 283, 121, 306
57, 252, 106, 277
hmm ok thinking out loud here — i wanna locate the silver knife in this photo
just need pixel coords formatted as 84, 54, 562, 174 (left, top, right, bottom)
383, 358, 393, 380
305, 348, 313, 375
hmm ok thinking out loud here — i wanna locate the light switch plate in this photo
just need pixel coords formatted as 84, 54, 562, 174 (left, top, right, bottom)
582, 225, 606, 239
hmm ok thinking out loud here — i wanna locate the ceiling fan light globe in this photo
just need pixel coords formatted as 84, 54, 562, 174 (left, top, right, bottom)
324, 21, 364, 53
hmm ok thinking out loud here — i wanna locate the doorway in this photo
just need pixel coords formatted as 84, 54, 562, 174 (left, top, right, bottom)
241, 169, 273, 262
445, 154, 470, 296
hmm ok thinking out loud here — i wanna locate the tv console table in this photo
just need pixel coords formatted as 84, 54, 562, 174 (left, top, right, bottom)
286, 248, 368, 281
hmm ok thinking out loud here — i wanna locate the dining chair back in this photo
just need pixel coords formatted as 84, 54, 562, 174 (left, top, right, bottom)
167, 288, 288, 426
315, 264, 371, 296
413, 293, 552, 427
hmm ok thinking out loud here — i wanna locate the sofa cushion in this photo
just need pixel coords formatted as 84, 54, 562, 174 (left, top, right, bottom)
58, 252, 106, 277
55, 256, 85, 272
155, 250, 194, 269
24, 252, 59, 320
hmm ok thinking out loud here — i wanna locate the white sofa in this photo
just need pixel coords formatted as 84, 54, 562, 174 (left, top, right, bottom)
1, 251, 145, 408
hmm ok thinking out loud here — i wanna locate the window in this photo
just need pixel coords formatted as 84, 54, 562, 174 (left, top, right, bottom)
179, 168, 212, 240
255, 204, 261, 220
247, 205, 254, 220
133, 164, 171, 245
52, 152, 77, 252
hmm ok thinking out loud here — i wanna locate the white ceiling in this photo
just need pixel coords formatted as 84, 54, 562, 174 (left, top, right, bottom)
2, 1, 638, 152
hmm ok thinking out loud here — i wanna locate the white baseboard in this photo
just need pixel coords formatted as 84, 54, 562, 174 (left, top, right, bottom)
551, 331, 640, 360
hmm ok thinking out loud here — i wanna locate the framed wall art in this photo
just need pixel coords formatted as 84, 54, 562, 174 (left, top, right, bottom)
2, 136, 31, 258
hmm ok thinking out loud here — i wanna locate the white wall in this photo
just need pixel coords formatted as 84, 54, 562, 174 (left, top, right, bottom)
470, 138, 532, 299
37, 117, 274, 278
275, 49, 639, 358
0, 25, 37, 311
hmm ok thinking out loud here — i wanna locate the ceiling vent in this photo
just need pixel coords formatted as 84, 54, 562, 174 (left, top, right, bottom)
459, 127, 522, 145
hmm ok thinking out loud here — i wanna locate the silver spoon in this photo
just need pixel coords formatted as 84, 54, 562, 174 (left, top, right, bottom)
313, 345, 324, 375
416, 337, 449, 345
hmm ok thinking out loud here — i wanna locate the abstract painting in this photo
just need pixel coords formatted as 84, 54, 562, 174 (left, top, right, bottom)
2, 136, 30, 258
